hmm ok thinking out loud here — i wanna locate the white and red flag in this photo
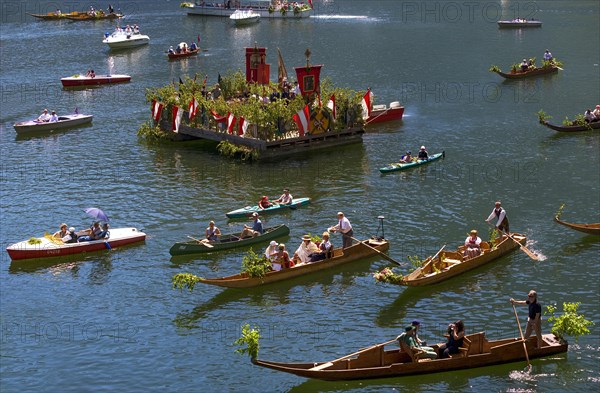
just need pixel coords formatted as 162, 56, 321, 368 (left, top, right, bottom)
238, 116, 248, 136
293, 105, 311, 136
188, 98, 199, 120
172, 105, 183, 133
361, 90, 371, 120
327, 94, 336, 119
211, 110, 228, 123
151, 99, 163, 121
227, 113, 236, 134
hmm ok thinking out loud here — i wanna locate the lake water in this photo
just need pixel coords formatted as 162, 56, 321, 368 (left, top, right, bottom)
0, 1, 598, 392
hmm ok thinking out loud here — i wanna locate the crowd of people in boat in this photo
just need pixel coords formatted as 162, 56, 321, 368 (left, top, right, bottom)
168, 41, 198, 55
399, 146, 429, 163
51, 222, 110, 243
106, 25, 141, 39
584, 105, 600, 123
257, 189, 293, 209
518, 49, 555, 72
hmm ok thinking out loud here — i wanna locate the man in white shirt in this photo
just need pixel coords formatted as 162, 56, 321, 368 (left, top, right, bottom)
49, 111, 59, 122
37, 109, 51, 122
274, 189, 293, 205
486, 201, 509, 234
329, 212, 353, 248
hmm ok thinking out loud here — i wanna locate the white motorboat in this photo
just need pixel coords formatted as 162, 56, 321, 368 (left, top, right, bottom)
13, 113, 93, 134
102, 31, 150, 49
230, 9, 261, 26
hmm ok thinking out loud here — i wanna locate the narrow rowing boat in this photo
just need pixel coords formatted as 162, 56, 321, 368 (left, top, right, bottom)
168, 48, 200, 60
497, 19, 542, 28
6, 227, 146, 261
169, 224, 290, 256
554, 216, 600, 235
64, 12, 122, 21
379, 152, 445, 173
61, 74, 131, 87
13, 114, 93, 134
253, 331, 566, 381
539, 120, 600, 133
225, 197, 310, 219
196, 238, 389, 288
28, 12, 83, 20
394, 233, 525, 286
491, 66, 558, 79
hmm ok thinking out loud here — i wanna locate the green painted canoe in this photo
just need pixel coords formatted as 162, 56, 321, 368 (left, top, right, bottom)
379, 151, 445, 173
225, 197, 311, 219
169, 224, 290, 256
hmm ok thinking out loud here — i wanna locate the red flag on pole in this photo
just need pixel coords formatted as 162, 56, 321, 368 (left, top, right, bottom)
151, 99, 163, 121
361, 90, 372, 119
293, 105, 311, 136
227, 113, 236, 134
238, 116, 248, 136
211, 110, 228, 123
172, 105, 183, 133
188, 98, 199, 120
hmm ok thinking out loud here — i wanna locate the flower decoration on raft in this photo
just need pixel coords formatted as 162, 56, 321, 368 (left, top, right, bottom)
373, 267, 404, 284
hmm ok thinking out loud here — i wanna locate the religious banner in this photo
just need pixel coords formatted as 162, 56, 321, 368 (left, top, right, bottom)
294, 64, 322, 97
245, 45, 267, 83
257, 63, 270, 85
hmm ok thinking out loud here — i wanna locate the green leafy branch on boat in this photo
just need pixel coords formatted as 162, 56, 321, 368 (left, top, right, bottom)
545, 302, 594, 343
373, 267, 404, 284
137, 120, 172, 143
555, 203, 565, 220
537, 109, 552, 123
172, 273, 204, 293
562, 113, 587, 127
234, 323, 261, 361
217, 141, 259, 161
488, 227, 499, 249
241, 248, 271, 278
488, 65, 501, 73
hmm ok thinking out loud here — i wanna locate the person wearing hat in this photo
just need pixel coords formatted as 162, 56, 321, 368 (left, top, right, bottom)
399, 150, 412, 163
49, 111, 58, 122
463, 229, 482, 259
309, 231, 334, 262
202, 221, 221, 243
328, 212, 353, 249
397, 325, 438, 360
293, 234, 319, 264
510, 290, 543, 349
417, 146, 429, 160
485, 201, 509, 235
264, 240, 280, 269
52, 223, 69, 240
275, 243, 294, 269
274, 189, 293, 205
520, 58, 529, 72
258, 195, 273, 210
240, 212, 263, 238
37, 109, 51, 122
411, 320, 436, 354
63, 227, 78, 243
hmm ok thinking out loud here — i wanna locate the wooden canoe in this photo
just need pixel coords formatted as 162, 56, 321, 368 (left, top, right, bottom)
554, 216, 600, 235
169, 224, 290, 256
492, 66, 558, 79
64, 12, 123, 21
225, 197, 310, 219
497, 20, 542, 28
398, 233, 525, 286
28, 12, 83, 20
168, 49, 200, 60
253, 331, 567, 381
196, 238, 389, 288
539, 120, 600, 133
379, 152, 444, 173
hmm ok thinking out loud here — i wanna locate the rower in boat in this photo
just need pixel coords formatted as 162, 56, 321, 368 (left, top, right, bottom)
273, 189, 292, 205
399, 151, 412, 163
417, 146, 428, 160
485, 201, 509, 234
200, 220, 221, 244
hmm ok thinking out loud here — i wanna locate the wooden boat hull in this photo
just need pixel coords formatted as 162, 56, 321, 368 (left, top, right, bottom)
366, 103, 404, 124
254, 332, 566, 381
379, 152, 444, 173
168, 49, 200, 59
28, 12, 83, 20
400, 234, 526, 286
540, 120, 600, 133
197, 238, 389, 288
13, 114, 93, 134
554, 216, 600, 235
169, 224, 290, 255
225, 197, 310, 219
6, 228, 146, 261
493, 66, 558, 79
186, 4, 311, 18
61, 74, 131, 87
64, 13, 122, 21
497, 21, 542, 28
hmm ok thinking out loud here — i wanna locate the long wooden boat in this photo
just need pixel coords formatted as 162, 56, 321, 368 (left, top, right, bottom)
379, 152, 445, 174
492, 66, 558, 79
554, 216, 600, 235
397, 233, 525, 286
168, 48, 200, 60
28, 11, 83, 20
366, 102, 404, 124
226, 197, 310, 219
13, 114, 93, 134
169, 224, 290, 256
497, 19, 542, 28
184, 1, 311, 19
253, 331, 567, 381
61, 74, 131, 87
196, 238, 389, 288
539, 120, 600, 133
6, 227, 146, 261
64, 12, 122, 21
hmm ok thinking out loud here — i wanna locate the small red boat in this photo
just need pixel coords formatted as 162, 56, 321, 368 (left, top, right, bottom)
61, 74, 131, 87
6, 227, 146, 261
366, 101, 404, 124
168, 48, 200, 60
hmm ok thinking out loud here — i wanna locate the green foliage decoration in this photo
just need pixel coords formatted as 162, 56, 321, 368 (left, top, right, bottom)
555, 203, 565, 220
372, 267, 404, 284
27, 237, 42, 245
241, 248, 271, 278
137, 120, 171, 143
545, 302, 594, 343
172, 273, 204, 293
234, 323, 261, 360
488, 227, 499, 249
489, 65, 501, 73
537, 109, 551, 123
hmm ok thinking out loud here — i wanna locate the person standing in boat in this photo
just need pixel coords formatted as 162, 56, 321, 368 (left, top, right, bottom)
486, 201, 509, 234
463, 230, 482, 259
328, 212, 353, 249
543, 49, 553, 63
274, 189, 293, 205
510, 290, 543, 349
202, 221, 221, 243
417, 146, 429, 160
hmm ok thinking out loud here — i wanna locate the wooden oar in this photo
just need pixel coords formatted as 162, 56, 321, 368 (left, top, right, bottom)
486, 223, 538, 261
187, 235, 214, 248
418, 244, 447, 273
512, 303, 532, 370
349, 235, 404, 266
309, 338, 397, 371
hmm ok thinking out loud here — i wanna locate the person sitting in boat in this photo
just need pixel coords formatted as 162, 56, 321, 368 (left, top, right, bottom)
240, 212, 263, 238
98, 223, 110, 239
89, 70, 96, 78
168, 46, 175, 54
203, 221, 221, 243
438, 320, 465, 358
265, 241, 281, 270
52, 223, 69, 240
309, 231, 333, 262
520, 59, 529, 72
189, 42, 197, 51
397, 325, 438, 360
274, 189, 293, 205
63, 227, 78, 243
49, 111, 59, 122
133, 25, 140, 34
54, 9, 62, 16
89, 6, 96, 16
399, 151, 412, 163
584, 109, 596, 123
108, 4, 114, 14
417, 146, 429, 160
293, 235, 319, 264
592, 105, 600, 121
275, 243, 294, 269
543, 49, 553, 62
258, 196, 273, 210
463, 229, 482, 259
37, 109, 51, 122
78, 222, 103, 242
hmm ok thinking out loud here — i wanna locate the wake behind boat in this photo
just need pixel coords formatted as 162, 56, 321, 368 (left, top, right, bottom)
13, 113, 93, 134
7, 227, 146, 261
